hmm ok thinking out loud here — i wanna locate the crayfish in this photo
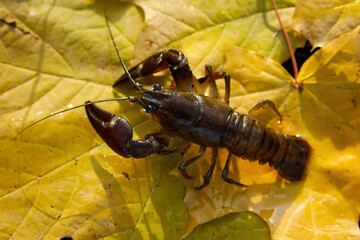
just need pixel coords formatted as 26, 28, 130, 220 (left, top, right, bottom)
83, 19, 310, 190
19, 17, 310, 190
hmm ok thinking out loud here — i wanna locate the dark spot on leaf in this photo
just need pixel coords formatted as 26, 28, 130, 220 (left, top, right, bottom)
122, 172, 131, 181
0, 19, 37, 38
297, 85, 303, 93
0, 19, 16, 28
145, 40, 154, 47
351, 96, 358, 107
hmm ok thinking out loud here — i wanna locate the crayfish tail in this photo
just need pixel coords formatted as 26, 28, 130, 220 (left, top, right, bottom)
230, 115, 310, 181
275, 136, 310, 181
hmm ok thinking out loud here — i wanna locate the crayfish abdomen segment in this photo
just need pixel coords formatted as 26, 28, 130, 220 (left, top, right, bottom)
227, 114, 310, 181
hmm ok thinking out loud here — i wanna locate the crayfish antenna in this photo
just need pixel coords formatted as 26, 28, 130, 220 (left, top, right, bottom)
104, 9, 154, 91
15, 97, 135, 140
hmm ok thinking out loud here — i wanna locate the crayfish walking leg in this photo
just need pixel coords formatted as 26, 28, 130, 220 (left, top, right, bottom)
113, 49, 194, 91
195, 148, 218, 190
178, 146, 206, 179
222, 152, 247, 187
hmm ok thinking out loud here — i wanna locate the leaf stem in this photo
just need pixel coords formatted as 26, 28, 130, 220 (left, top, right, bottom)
270, 0, 299, 81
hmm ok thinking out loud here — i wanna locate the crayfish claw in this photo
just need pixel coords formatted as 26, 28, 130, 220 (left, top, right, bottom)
85, 102, 173, 159
85, 102, 133, 158
85, 101, 115, 122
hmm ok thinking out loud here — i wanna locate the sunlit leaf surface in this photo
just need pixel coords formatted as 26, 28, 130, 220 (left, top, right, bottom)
133, 0, 304, 76
292, 0, 360, 47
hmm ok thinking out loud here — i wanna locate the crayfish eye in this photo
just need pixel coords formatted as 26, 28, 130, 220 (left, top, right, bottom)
146, 104, 156, 113
154, 84, 161, 91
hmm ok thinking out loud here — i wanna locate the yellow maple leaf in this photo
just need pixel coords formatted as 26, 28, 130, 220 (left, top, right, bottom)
3, 0, 358, 239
